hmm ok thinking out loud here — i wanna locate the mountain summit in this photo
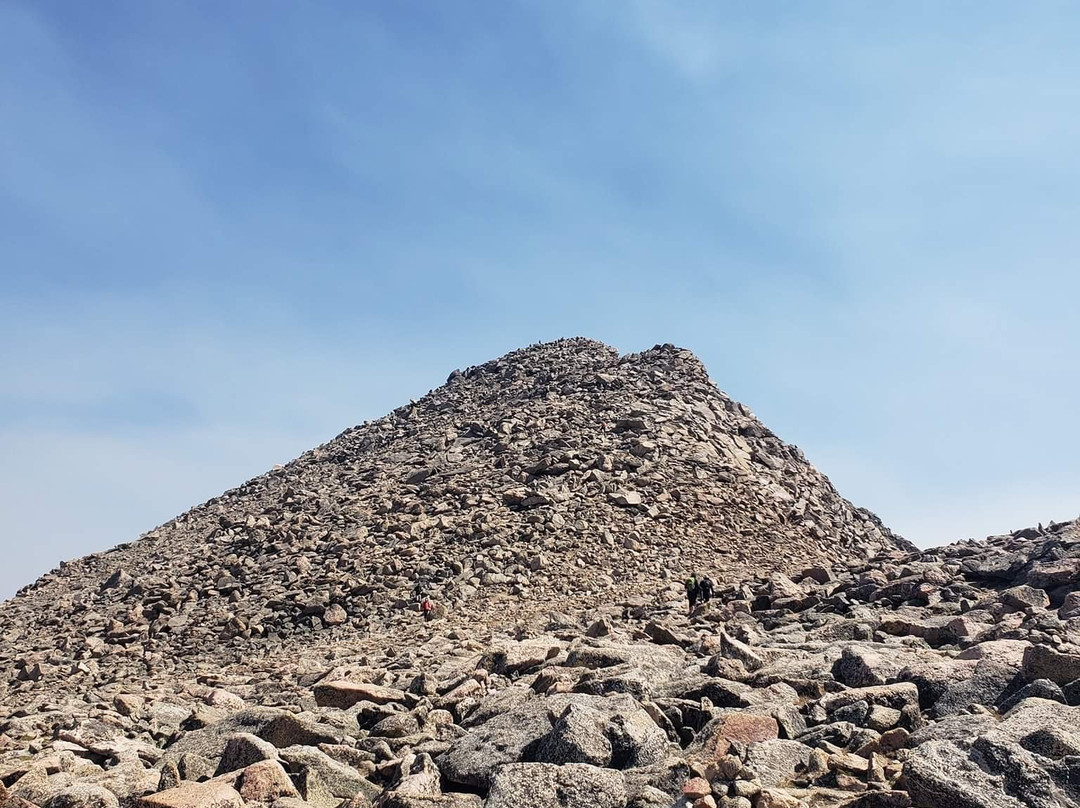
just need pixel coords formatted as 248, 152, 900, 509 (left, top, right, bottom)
1, 339, 910, 698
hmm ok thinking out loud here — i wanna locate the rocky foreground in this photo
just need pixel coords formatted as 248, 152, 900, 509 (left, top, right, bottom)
2, 518, 1079, 808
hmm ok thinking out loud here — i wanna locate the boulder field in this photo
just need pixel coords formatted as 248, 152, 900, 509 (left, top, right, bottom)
1, 518, 1078, 808
0, 338, 1073, 807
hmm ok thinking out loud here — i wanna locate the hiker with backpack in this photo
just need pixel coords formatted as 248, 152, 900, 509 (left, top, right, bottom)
685, 574, 699, 614
699, 575, 714, 604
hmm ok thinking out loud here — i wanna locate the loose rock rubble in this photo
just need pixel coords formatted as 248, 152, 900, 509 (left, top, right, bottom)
0, 339, 1075, 807
1, 518, 1078, 808
0, 340, 905, 704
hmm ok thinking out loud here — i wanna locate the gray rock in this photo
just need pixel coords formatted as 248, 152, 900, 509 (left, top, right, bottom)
440, 693, 665, 789
932, 659, 1021, 717
744, 740, 812, 788
45, 785, 119, 808
963, 553, 1028, 581
1059, 592, 1080, 620
11, 767, 53, 805
865, 705, 902, 732
1023, 645, 1080, 685
163, 708, 343, 769
1002, 585, 1050, 610
536, 703, 617, 766
836, 794, 912, 807
1020, 725, 1080, 759
830, 699, 869, 726
438, 697, 561, 789
717, 631, 766, 672
371, 712, 421, 739
216, 733, 278, 775
489, 637, 565, 675
178, 753, 215, 782
898, 656, 978, 710
535, 697, 669, 769
832, 646, 900, 688
485, 763, 628, 808
905, 739, 1027, 808
621, 757, 691, 801
796, 721, 856, 749
388, 753, 442, 797
770, 704, 808, 739
236, 760, 299, 803
818, 682, 920, 714
998, 679, 1065, 713
970, 734, 1071, 808
996, 698, 1080, 742
157, 761, 181, 792
1026, 559, 1080, 590
294, 768, 338, 808
278, 745, 380, 800
379, 793, 482, 808
138, 781, 245, 808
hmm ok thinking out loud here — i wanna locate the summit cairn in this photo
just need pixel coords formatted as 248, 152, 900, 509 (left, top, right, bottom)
4, 340, 1074, 807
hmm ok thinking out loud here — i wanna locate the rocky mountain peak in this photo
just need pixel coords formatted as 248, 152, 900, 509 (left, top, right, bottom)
1, 339, 1076, 808
0, 337, 974, 808
445, 337, 621, 384
1, 339, 911, 692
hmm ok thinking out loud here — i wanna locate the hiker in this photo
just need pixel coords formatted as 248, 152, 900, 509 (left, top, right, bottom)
420, 594, 444, 622
699, 575, 714, 604
685, 574, 699, 614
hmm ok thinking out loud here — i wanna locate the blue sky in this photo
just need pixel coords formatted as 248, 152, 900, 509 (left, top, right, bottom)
2, 1, 1078, 597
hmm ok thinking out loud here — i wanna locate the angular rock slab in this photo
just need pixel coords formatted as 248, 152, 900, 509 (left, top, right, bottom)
439, 693, 666, 789
485, 763, 628, 808
138, 782, 244, 808
905, 740, 1026, 808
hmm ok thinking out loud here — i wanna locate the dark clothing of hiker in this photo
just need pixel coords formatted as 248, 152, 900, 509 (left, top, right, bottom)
685, 576, 699, 613
699, 576, 714, 603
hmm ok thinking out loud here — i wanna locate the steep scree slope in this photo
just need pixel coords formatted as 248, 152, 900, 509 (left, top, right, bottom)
0, 339, 910, 708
